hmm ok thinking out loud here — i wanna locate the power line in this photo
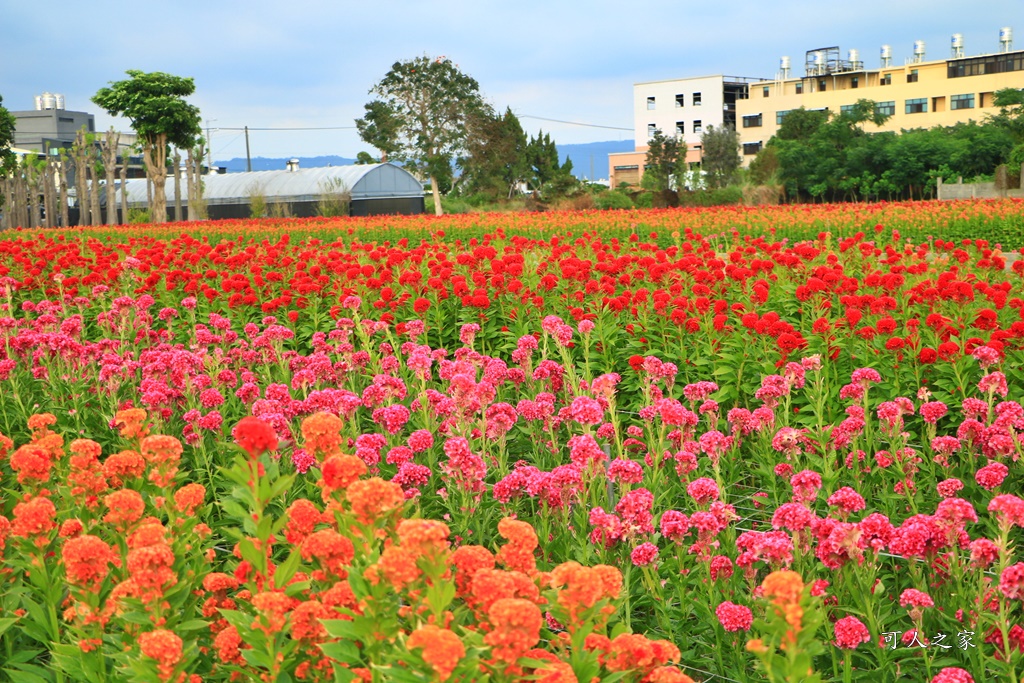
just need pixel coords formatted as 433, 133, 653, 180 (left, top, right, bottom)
520, 115, 632, 131
213, 126, 357, 132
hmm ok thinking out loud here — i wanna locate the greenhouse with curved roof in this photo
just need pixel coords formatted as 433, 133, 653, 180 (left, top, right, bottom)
108, 162, 424, 220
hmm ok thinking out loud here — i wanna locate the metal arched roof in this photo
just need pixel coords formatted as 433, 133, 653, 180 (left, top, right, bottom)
112, 163, 423, 207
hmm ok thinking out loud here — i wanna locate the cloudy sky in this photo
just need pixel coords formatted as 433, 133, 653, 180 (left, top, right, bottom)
2, 1, 1019, 160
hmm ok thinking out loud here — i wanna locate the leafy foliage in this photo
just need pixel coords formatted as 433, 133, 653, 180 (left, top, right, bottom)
699, 124, 741, 189
91, 71, 201, 149
640, 129, 687, 192
459, 107, 529, 200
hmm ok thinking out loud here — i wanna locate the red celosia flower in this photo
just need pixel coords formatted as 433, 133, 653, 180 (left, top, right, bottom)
284, 498, 322, 544
232, 416, 278, 459
300, 529, 355, 578
999, 562, 1024, 600
715, 601, 753, 632
930, 667, 974, 683
833, 615, 870, 649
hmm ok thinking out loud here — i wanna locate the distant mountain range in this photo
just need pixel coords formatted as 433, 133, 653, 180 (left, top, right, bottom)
215, 140, 635, 181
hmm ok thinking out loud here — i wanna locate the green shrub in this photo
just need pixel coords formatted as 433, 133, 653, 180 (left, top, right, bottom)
634, 192, 653, 209
594, 190, 634, 210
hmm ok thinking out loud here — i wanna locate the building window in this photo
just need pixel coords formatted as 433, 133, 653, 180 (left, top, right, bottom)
875, 101, 895, 117
675, 93, 684, 107
693, 92, 702, 106
980, 92, 993, 107
614, 165, 639, 170
693, 120, 702, 134
818, 79, 827, 92
58, 116, 74, 123
647, 96, 656, 110
851, 77, 859, 89
742, 114, 763, 128
881, 73, 891, 85
776, 110, 792, 125
907, 69, 919, 83
905, 98, 928, 114
692, 145, 702, 151
647, 124, 657, 139
675, 121, 685, 136
763, 86, 770, 97
742, 142, 762, 155
951, 93, 975, 110
795, 82, 803, 94
840, 104, 857, 115
948, 53, 1024, 78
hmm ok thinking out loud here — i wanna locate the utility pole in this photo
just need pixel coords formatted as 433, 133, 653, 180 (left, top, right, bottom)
245, 126, 252, 172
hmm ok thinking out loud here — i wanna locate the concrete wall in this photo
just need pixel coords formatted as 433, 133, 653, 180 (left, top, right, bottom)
937, 174, 1024, 200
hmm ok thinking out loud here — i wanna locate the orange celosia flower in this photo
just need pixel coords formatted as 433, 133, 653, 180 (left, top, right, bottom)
299, 529, 355, 578
203, 572, 239, 594
102, 450, 147, 487
645, 667, 696, 683
396, 518, 450, 557
9, 444, 52, 485
470, 568, 541, 614
59, 518, 84, 538
140, 435, 183, 487
128, 522, 167, 549
484, 598, 543, 664
33, 433, 64, 460
300, 412, 345, 459
284, 498, 323, 544
126, 543, 177, 599
0, 432, 13, 460
601, 633, 679, 674
451, 545, 496, 596
319, 454, 367, 499
27, 413, 57, 439
251, 591, 297, 634
103, 489, 145, 530
62, 534, 116, 591
377, 545, 421, 589
407, 624, 465, 681
68, 442, 108, 504
494, 517, 539, 575
346, 477, 404, 525
534, 661, 578, 683
549, 562, 622, 627
173, 483, 205, 516
0, 515, 10, 552
761, 569, 804, 606
138, 629, 183, 681
290, 599, 329, 641
321, 580, 359, 615
11, 496, 56, 543
113, 408, 149, 440
214, 624, 245, 664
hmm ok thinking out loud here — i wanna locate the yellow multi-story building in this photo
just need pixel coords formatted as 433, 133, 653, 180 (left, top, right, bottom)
736, 37, 1024, 163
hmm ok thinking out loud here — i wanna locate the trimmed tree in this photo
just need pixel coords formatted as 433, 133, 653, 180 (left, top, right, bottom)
700, 124, 741, 189
641, 129, 687, 192
92, 71, 201, 223
0, 95, 16, 211
357, 56, 484, 215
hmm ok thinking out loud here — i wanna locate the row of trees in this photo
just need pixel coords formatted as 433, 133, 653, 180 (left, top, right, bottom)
641, 124, 743, 195
749, 91, 1024, 202
356, 56, 576, 215
1, 71, 206, 227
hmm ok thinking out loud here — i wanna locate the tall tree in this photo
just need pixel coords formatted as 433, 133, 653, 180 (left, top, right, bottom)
641, 129, 687, 192
460, 106, 529, 199
700, 125, 741, 189
356, 56, 484, 215
93, 71, 201, 223
525, 130, 574, 193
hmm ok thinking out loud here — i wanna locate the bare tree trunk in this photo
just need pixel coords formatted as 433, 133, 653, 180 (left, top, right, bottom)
89, 152, 102, 226
102, 129, 120, 225
60, 151, 70, 228
430, 175, 443, 216
120, 153, 129, 224
42, 158, 55, 228
0, 178, 10, 230
173, 149, 182, 221
144, 134, 169, 223
73, 130, 89, 226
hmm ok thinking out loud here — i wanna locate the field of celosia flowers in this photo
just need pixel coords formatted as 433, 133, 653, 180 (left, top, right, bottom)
0, 198, 1021, 683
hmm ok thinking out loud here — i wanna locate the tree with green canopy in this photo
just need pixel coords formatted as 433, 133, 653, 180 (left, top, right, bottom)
699, 125, 741, 189
525, 130, 575, 196
357, 56, 485, 215
640, 129, 687, 192
459, 106, 529, 200
0, 95, 16, 191
92, 70, 201, 223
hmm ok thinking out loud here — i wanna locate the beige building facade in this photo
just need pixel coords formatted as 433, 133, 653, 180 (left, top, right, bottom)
609, 74, 760, 187
735, 45, 1024, 162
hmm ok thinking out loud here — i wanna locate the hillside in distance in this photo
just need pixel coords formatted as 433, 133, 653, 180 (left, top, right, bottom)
214, 140, 636, 180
